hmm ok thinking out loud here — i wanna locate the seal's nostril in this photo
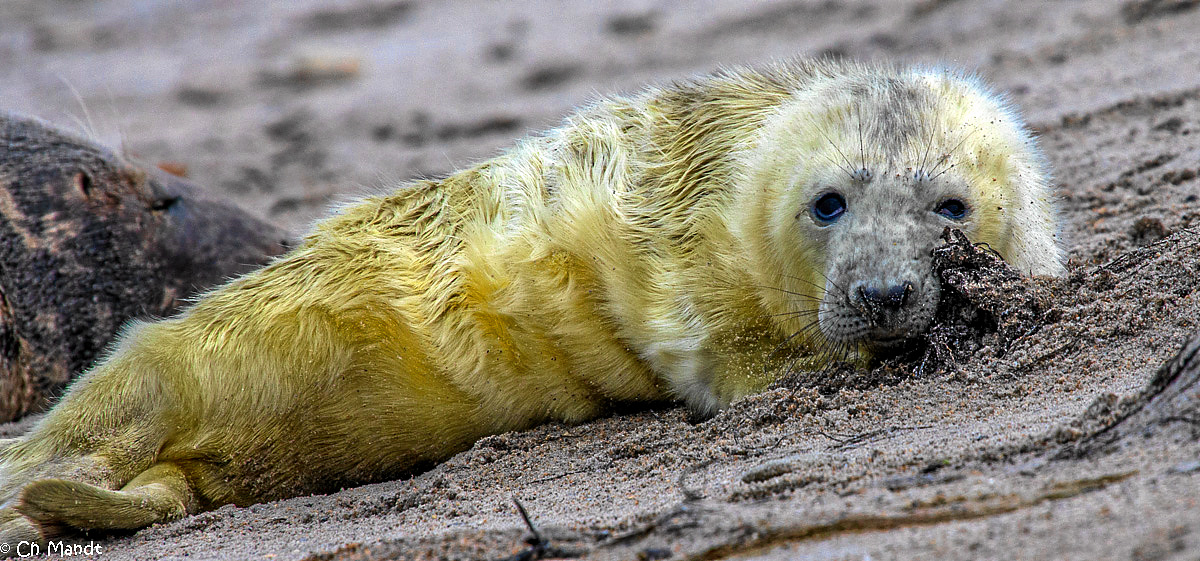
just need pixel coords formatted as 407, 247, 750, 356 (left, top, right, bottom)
886, 282, 914, 307
858, 284, 884, 305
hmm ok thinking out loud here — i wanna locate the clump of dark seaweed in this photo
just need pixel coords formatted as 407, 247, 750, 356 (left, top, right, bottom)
915, 227, 1057, 371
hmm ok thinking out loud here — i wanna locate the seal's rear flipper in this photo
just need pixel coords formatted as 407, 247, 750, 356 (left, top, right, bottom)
15, 462, 194, 534
0, 507, 41, 544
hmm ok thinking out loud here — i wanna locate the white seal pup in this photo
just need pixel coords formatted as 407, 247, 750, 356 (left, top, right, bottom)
0, 59, 1064, 542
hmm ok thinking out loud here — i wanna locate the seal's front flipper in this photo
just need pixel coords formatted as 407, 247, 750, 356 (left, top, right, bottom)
15, 462, 195, 534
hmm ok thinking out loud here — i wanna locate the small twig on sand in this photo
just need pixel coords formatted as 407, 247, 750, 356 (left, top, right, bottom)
496, 497, 547, 561
515, 498, 543, 549
495, 498, 588, 560
816, 425, 932, 450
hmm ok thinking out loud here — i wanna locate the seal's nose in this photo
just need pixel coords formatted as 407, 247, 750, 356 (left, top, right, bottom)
855, 281, 913, 311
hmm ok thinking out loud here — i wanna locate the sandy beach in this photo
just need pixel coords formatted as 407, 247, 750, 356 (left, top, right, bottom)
3, 1, 1200, 559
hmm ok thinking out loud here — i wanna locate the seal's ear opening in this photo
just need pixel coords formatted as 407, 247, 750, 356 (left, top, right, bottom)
74, 170, 94, 197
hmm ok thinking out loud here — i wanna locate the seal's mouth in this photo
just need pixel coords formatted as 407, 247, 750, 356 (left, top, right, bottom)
864, 331, 919, 349
817, 303, 933, 349
858, 331, 926, 363
816, 277, 938, 354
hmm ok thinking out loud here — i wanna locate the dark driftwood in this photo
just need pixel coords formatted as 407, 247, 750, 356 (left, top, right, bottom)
0, 112, 291, 422
1064, 331, 1200, 458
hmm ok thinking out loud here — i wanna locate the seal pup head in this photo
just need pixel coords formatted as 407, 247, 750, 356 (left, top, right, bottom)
736, 64, 1065, 361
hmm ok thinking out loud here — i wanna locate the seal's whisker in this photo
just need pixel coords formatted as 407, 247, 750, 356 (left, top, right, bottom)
810, 268, 850, 299
925, 121, 962, 178
919, 117, 937, 175
780, 318, 838, 376
814, 336, 837, 365
780, 273, 834, 294
815, 149, 854, 179
767, 316, 833, 370
816, 128, 857, 177
754, 289, 825, 310
823, 341, 849, 365
931, 127, 979, 180
754, 284, 816, 298
765, 308, 820, 319
766, 318, 822, 363
856, 102, 867, 172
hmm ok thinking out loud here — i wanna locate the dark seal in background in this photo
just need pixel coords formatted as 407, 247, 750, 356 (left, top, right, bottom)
0, 113, 291, 422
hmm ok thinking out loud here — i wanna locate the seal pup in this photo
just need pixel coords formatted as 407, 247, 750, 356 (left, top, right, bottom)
0, 59, 1065, 542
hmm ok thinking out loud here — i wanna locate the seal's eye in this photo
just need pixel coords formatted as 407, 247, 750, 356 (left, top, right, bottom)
935, 198, 968, 220
812, 192, 846, 224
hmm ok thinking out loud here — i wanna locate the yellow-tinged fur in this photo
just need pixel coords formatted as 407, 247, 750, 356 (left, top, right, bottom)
0, 59, 1063, 541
